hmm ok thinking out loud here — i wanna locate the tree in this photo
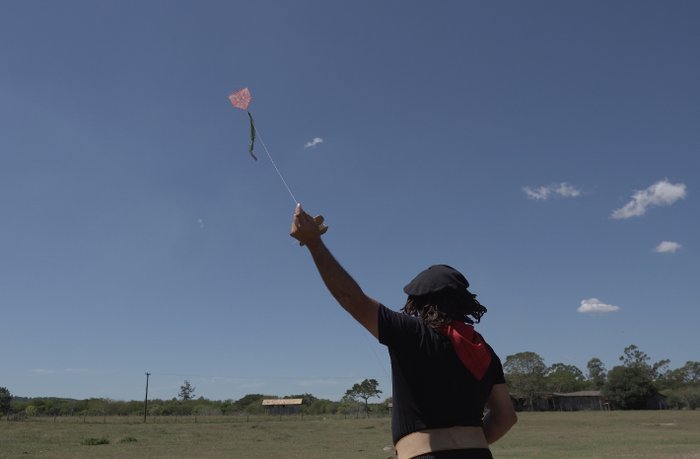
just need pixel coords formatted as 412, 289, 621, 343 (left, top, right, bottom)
666, 384, 700, 410
667, 361, 700, 386
586, 358, 607, 389
503, 352, 547, 410
0, 387, 11, 418
178, 380, 196, 401
605, 365, 656, 409
658, 361, 700, 391
605, 344, 667, 409
545, 363, 586, 393
619, 344, 650, 367
339, 394, 361, 417
229, 394, 266, 415
657, 366, 687, 391
683, 361, 700, 384
619, 344, 669, 380
344, 379, 382, 418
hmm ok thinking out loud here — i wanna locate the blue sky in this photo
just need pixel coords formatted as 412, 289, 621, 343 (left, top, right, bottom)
1, 1, 698, 402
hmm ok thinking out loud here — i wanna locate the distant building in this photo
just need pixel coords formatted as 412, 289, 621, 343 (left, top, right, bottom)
510, 391, 606, 411
509, 394, 553, 411
261, 398, 303, 415
552, 391, 606, 411
511, 390, 667, 411
644, 392, 668, 410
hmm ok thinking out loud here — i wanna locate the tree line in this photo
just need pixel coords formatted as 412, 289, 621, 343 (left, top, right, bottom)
0, 379, 386, 419
2, 344, 698, 419
504, 344, 700, 410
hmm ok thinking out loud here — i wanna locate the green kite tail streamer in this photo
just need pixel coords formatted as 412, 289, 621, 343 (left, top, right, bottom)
247, 111, 257, 161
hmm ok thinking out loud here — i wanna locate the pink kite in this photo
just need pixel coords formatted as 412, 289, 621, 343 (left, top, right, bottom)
228, 87, 252, 111
224, 85, 327, 234
228, 87, 256, 160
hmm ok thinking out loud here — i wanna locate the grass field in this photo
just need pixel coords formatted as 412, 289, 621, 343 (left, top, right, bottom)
1, 411, 699, 458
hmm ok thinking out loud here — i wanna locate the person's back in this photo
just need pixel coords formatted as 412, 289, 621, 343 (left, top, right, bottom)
379, 265, 514, 458
379, 304, 503, 442
290, 205, 516, 458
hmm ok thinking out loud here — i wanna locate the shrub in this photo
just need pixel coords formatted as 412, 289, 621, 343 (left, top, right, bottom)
81, 437, 110, 446
118, 436, 138, 443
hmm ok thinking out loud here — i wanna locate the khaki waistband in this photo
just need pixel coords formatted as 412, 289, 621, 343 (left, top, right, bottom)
394, 426, 488, 459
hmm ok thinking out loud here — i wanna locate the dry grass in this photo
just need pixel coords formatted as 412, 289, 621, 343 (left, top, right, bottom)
0, 415, 392, 459
1, 411, 699, 458
492, 411, 700, 459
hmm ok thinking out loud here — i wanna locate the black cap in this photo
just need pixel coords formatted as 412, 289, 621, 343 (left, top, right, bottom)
403, 264, 470, 296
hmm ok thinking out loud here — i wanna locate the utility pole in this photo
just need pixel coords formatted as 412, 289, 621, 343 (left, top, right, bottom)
144, 372, 150, 423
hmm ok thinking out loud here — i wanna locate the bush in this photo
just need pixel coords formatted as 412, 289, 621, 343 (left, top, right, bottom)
666, 387, 700, 410
118, 436, 138, 443
81, 437, 110, 446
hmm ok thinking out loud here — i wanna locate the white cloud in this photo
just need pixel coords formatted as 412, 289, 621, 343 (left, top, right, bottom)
64, 368, 90, 373
612, 179, 687, 219
523, 186, 551, 200
523, 182, 581, 200
654, 241, 681, 253
577, 298, 620, 314
197, 218, 205, 229
555, 183, 581, 198
31, 368, 56, 375
304, 137, 324, 148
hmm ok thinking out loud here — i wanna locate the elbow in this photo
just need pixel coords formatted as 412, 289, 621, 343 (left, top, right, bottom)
330, 285, 363, 305
508, 411, 518, 429
483, 410, 517, 445
501, 404, 518, 429
500, 411, 518, 440
494, 408, 518, 432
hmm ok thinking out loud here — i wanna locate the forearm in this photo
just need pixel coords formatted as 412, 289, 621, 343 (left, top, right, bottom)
482, 410, 517, 444
306, 240, 363, 303
482, 412, 505, 444
482, 383, 517, 444
290, 204, 379, 336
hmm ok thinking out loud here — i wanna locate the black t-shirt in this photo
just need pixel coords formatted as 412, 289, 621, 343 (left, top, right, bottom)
378, 304, 506, 445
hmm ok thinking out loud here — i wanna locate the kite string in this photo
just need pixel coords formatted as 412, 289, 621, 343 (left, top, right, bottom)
255, 126, 389, 381
253, 125, 298, 205
254, 123, 389, 384
360, 330, 391, 381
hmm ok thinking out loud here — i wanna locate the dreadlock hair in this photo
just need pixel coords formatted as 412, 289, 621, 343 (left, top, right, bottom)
400, 287, 487, 329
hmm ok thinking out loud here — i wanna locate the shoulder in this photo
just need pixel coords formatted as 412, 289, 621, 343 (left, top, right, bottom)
378, 304, 420, 334
378, 305, 446, 350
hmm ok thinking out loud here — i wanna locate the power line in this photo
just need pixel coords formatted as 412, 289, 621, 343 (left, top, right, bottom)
148, 372, 387, 381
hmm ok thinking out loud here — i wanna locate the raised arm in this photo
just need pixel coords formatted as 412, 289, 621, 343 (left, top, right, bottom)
482, 383, 517, 444
290, 204, 379, 338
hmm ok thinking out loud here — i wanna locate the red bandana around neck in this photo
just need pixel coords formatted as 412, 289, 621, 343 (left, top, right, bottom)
440, 321, 492, 381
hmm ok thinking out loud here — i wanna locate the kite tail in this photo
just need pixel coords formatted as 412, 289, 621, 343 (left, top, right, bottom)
247, 111, 257, 161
